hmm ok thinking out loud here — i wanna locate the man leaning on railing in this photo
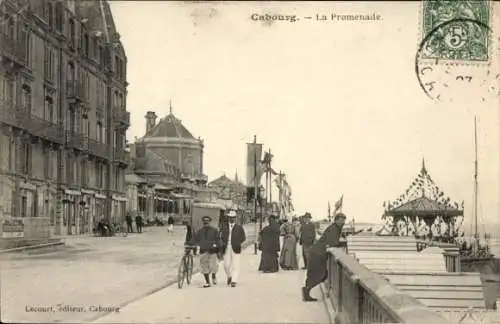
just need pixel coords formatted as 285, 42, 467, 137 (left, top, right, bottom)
301, 213, 346, 302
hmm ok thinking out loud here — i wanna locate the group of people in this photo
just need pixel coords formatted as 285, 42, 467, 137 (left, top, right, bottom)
258, 213, 317, 273
187, 210, 246, 288
258, 211, 347, 302
125, 214, 144, 233
186, 208, 347, 302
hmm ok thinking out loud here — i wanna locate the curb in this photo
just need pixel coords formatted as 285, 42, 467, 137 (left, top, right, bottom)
320, 283, 336, 324
87, 237, 256, 323
0, 241, 65, 254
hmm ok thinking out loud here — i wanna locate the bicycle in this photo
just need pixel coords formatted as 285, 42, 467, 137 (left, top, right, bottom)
177, 244, 196, 289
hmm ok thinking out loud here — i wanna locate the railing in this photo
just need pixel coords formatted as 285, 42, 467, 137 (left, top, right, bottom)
66, 131, 88, 151
114, 149, 129, 164
0, 32, 27, 66
0, 101, 26, 128
113, 108, 130, 126
24, 114, 63, 144
325, 247, 451, 324
88, 139, 109, 159
416, 240, 461, 272
66, 80, 86, 102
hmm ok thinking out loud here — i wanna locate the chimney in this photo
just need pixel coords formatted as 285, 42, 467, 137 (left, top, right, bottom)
145, 111, 158, 133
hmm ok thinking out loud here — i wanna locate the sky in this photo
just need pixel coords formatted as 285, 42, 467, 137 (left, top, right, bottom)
109, 1, 500, 227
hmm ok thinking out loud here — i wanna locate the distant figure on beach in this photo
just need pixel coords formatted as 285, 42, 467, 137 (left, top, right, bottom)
258, 215, 281, 273
167, 215, 175, 232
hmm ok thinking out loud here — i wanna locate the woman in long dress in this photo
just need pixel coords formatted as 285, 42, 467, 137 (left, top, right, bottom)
279, 218, 299, 270
258, 216, 281, 273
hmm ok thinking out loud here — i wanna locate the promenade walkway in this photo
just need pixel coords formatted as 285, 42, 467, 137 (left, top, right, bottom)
93, 246, 330, 323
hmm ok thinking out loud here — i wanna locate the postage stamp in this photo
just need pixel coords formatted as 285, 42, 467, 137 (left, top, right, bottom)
415, 1, 499, 103
420, 1, 491, 62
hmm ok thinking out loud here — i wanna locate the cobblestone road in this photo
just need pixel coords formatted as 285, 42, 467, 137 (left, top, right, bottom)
0, 224, 256, 323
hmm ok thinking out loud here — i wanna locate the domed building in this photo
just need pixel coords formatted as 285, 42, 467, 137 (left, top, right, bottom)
125, 104, 215, 224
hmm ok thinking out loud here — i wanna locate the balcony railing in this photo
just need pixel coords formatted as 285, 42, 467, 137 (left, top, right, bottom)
66, 80, 86, 102
0, 32, 27, 66
325, 247, 451, 324
114, 149, 129, 164
113, 107, 130, 126
88, 139, 109, 159
66, 131, 88, 151
0, 100, 26, 128
24, 114, 63, 144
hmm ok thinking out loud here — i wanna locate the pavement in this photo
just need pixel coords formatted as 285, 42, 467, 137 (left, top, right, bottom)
0, 224, 256, 323
93, 246, 330, 324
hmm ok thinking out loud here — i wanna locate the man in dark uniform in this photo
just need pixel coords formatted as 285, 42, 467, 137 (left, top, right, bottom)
299, 212, 316, 270
191, 216, 220, 287
302, 213, 346, 302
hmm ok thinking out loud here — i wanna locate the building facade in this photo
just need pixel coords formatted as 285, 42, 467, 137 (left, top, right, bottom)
125, 107, 216, 224
0, 0, 129, 237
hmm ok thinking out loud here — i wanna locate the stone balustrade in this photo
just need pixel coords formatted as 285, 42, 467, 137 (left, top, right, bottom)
325, 247, 452, 324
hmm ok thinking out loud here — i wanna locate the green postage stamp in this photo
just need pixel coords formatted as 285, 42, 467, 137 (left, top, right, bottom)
421, 1, 491, 62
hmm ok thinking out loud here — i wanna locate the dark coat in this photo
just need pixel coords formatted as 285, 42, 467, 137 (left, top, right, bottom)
259, 225, 280, 253
306, 223, 343, 288
299, 222, 316, 246
135, 215, 143, 225
126, 215, 133, 224
310, 223, 342, 256
192, 226, 220, 254
167, 216, 174, 225
220, 222, 246, 254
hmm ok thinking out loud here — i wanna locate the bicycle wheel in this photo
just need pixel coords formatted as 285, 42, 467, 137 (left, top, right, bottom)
177, 257, 186, 289
186, 254, 194, 285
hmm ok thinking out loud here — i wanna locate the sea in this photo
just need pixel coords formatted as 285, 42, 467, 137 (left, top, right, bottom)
491, 238, 500, 257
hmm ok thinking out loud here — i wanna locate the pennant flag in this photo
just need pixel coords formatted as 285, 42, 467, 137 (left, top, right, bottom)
328, 201, 331, 217
334, 194, 343, 213
246, 142, 264, 187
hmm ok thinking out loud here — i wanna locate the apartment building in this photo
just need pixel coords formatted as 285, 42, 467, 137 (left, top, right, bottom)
0, 0, 129, 236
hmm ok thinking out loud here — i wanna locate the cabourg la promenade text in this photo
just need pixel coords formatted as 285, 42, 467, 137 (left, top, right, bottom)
250, 13, 382, 24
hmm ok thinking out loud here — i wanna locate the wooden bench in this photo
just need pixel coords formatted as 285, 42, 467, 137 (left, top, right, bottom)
347, 235, 418, 253
382, 272, 485, 310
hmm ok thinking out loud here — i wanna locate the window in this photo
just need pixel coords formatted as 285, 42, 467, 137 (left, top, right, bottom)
55, 3, 63, 32
114, 55, 119, 75
44, 95, 54, 122
69, 19, 75, 48
81, 159, 86, 187
47, 1, 54, 28
97, 121, 103, 142
82, 116, 89, 137
2, 77, 14, 103
44, 45, 54, 81
21, 142, 31, 175
22, 85, 31, 113
97, 45, 102, 64
115, 167, 119, 190
84, 33, 89, 57
43, 147, 50, 179
69, 110, 76, 133
8, 138, 13, 171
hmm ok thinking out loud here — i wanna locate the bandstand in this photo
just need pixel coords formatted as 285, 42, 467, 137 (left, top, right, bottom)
382, 160, 464, 242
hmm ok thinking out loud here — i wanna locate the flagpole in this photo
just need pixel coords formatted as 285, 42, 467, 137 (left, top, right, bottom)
268, 149, 272, 215
253, 135, 258, 255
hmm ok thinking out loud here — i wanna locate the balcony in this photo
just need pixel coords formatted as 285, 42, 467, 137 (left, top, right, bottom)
113, 107, 130, 127
0, 33, 27, 67
66, 80, 86, 103
24, 114, 63, 144
0, 100, 26, 128
66, 131, 88, 151
88, 139, 109, 160
114, 149, 129, 165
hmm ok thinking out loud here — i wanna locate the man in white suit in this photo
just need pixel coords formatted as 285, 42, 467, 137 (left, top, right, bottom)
220, 209, 246, 287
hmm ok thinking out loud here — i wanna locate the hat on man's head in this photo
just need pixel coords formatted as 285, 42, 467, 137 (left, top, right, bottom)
334, 213, 347, 220
304, 212, 312, 219
202, 216, 212, 222
227, 210, 237, 218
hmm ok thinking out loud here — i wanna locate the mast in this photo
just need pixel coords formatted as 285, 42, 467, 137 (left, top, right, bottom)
474, 116, 478, 241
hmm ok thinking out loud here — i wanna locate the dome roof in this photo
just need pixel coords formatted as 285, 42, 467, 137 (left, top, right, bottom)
145, 112, 195, 139
135, 148, 178, 175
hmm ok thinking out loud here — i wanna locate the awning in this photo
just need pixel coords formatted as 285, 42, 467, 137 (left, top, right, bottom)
154, 183, 173, 191
125, 173, 147, 184
95, 193, 106, 199
112, 195, 128, 202
81, 189, 95, 195
170, 192, 191, 199
156, 197, 172, 202
65, 189, 81, 196
138, 193, 147, 198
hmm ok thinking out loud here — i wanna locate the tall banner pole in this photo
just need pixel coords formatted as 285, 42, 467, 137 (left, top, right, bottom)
253, 135, 258, 255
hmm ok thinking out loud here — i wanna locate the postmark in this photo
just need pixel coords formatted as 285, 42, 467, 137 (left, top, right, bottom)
415, 1, 499, 103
